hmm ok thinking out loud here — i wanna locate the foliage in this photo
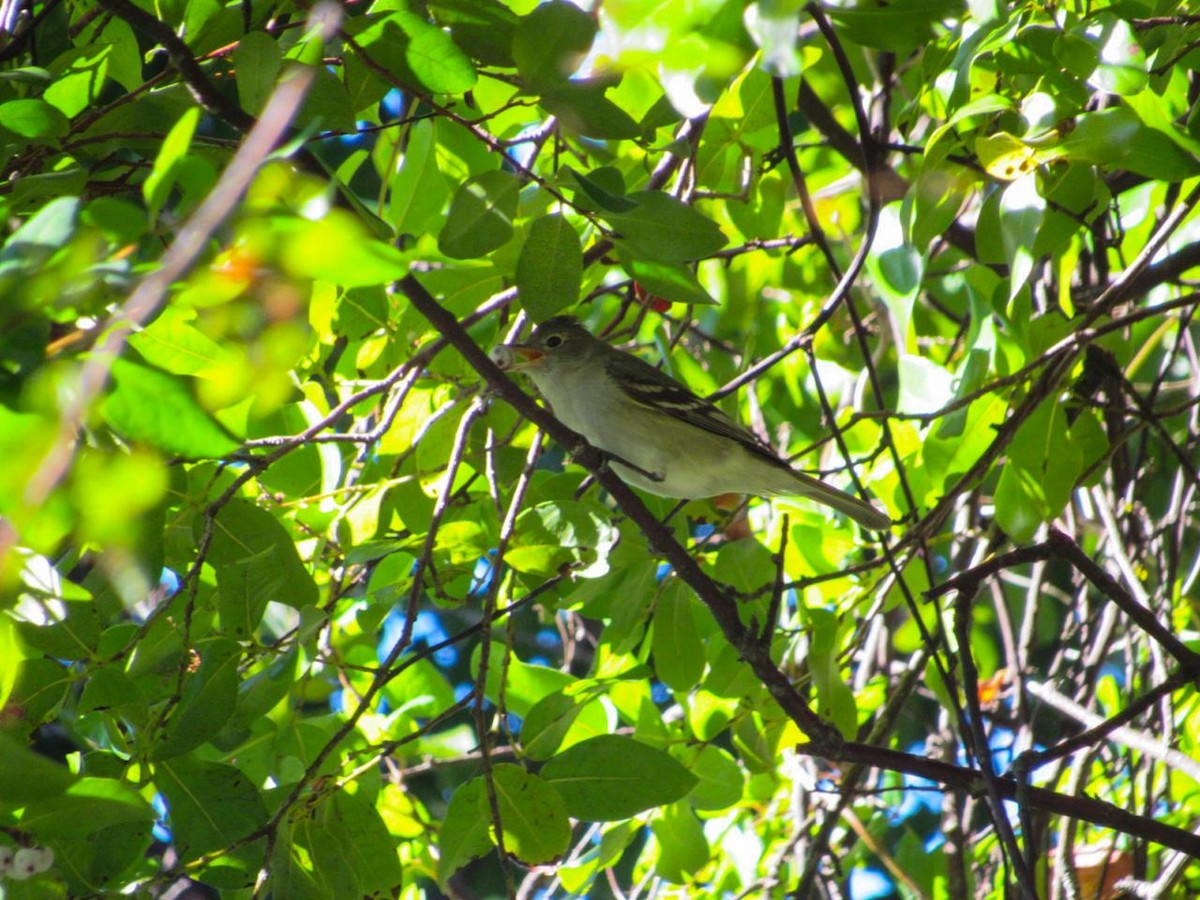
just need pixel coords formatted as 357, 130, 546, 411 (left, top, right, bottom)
2, 0, 1200, 897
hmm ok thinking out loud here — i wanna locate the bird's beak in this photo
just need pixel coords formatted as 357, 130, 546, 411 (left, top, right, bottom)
490, 344, 544, 372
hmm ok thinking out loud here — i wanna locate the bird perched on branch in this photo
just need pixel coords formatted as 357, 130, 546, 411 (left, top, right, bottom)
491, 316, 890, 530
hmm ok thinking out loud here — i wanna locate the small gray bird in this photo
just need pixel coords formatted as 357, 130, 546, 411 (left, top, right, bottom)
491, 316, 890, 530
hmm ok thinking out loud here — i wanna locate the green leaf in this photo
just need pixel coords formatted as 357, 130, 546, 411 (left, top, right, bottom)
150, 637, 241, 759
0, 195, 78, 272
567, 166, 636, 212
127, 306, 227, 377
222, 650, 299, 736
712, 538, 774, 594
623, 257, 718, 306
540, 80, 643, 139
805, 608, 857, 738
205, 497, 319, 614
143, 107, 199, 222
684, 744, 744, 811
101, 357, 240, 458
474, 648, 574, 716
489, 764, 571, 865
994, 396, 1080, 540
508, 500, 618, 578
745, 0, 804, 77
16, 593, 102, 660
1056, 107, 1200, 181
520, 688, 610, 761
305, 791, 404, 897
868, 205, 923, 350
19, 776, 155, 840
438, 778, 493, 886
607, 191, 728, 262
1087, 15, 1147, 96
650, 801, 709, 883
513, 0, 596, 89
0, 99, 69, 139
430, 0, 519, 67
380, 657, 456, 718
45, 44, 112, 116
389, 119, 449, 237
825, 0, 962, 52
233, 31, 282, 116
81, 195, 148, 245
0, 615, 22, 714
0, 732, 77, 805
652, 580, 705, 690
999, 173, 1045, 301
541, 734, 698, 820
282, 210, 411, 286
994, 463, 1046, 542
519, 690, 583, 761
294, 65, 357, 133
356, 8, 478, 94
517, 214, 583, 321
897, 355, 954, 416
79, 666, 146, 714
438, 169, 520, 259
155, 758, 267, 863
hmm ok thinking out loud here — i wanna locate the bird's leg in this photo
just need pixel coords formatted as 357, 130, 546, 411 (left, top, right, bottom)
564, 438, 665, 487
606, 453, 666, 484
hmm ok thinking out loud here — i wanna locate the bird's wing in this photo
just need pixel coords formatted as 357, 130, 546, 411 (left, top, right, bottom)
603, 351, 784, 464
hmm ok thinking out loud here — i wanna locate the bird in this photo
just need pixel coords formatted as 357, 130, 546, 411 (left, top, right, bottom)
491, 316, 890, 530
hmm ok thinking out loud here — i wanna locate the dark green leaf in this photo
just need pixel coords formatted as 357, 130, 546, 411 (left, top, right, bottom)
0, 99, 69, 139
150, 637, 241, 759
438, 169, 520, 259
540, 80, 643, 139
389, 119, 449, 237
0, 732, 77, 805
607, 191, 728, 262
205, 497, 319, 613
142, 106, 198, 222
19, 776, 154, 839
233, 31, 281, 116
541, 734, 698, 820
650, 801, 709, 883
438, 778, 494, 886
684, 744, 744, 811
1057, 107, 1200, 181
490, 764, 571, 865
652, 581, 705, 690
517, 214, 583, 321
155, 758, 267, 862
0, 195, 78, 271
826, 0, 963, 52
430, 0, 519, 67
102, 357, 240, 457
624, 257, 718, 306
567, 166, 637, 212
513, 0, 596, 89
352, 9, 477, 94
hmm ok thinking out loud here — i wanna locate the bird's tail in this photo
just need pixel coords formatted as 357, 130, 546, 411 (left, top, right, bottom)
784, 470, 891, 530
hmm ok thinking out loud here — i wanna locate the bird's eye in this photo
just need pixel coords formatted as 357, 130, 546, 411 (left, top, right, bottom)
544, 334, 564, 349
